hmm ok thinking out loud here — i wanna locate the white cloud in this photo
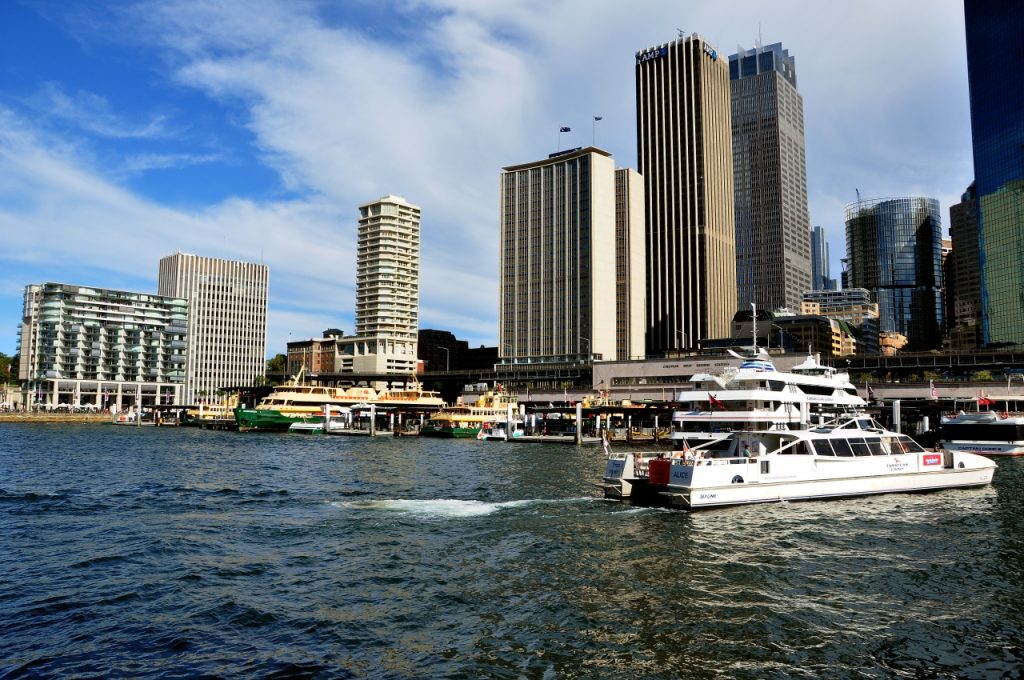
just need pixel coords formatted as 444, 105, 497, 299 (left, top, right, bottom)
0, 0, 976, 355
25, 82, 173, 139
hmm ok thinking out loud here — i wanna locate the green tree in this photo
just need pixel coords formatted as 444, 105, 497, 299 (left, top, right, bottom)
266, 353, 287, 373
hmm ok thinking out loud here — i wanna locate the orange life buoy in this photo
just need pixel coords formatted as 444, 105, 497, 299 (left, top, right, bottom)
1000, 411, 1009, 420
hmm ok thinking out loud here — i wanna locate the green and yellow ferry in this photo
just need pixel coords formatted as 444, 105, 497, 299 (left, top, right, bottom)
420, 390, 519, 438
234, 376, 444, 433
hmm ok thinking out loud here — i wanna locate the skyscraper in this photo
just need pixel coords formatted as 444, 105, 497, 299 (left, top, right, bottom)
351, 195, 420, 375
499, 147, 641, 364
844, 197, 943, 350
636, 33, 736, 354
810, 226, 836, 291
158, 253, 268, 403
964, 0, 1024, 346
948, 183, 983, 349
730, 42, 812, 311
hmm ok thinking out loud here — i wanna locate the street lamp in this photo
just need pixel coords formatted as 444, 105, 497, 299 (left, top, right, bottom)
439, 346, 449, 372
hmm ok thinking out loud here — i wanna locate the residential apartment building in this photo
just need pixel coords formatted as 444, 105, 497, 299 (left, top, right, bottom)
499, 147, 641, 365
636, 32, 736, 354
335, 195, 421, 377
17, 283, 187, 408
157, 253, 268, 403
730, 41, 812, 311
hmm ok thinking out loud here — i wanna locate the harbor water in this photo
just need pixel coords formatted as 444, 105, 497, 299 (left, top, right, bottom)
2, 424, 1023, 678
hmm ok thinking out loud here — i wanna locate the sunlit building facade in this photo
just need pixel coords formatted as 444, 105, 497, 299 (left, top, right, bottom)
730, 41, 812, 311
17, 283, 187, 408
158, 253, 268, 403
636, 32, 736, 354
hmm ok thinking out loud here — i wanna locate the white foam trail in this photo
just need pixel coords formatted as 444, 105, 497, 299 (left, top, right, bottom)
334, 497, 595, 518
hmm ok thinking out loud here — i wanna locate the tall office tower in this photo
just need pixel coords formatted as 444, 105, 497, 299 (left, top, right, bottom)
948, 182, 983, 349
158, 253, 268, 403
636, 33, 736, 354
844, 197, 943, 350
615, 168, 647, 361
730, 42, 812, 311
810, 226, 837, 291
353, 195, 420, 375
500, 147, 633, 365
17, 283, 187, 408
964, 1, 1024, 346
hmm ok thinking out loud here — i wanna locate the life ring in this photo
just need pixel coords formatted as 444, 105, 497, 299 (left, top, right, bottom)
999, 412, 1009, 420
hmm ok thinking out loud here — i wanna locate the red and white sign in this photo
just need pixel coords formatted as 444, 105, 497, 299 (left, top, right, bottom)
922, 453, 942, 466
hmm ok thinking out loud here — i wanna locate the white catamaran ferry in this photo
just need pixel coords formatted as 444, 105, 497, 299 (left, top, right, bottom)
603, 415, 996, 510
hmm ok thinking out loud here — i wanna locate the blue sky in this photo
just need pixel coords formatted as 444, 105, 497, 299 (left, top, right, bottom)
0, 0, 973, 357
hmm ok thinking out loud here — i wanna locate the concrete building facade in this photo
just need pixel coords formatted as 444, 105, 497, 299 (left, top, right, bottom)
730, 41, 812, 311
158, 253, 268, 403
636, 32, 737, 355
499, 147, 635, 366
346, 195, 421, 376
17, 282, 187, 408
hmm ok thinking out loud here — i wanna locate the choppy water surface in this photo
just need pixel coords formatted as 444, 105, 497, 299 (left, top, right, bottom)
1, 424, 1022, 678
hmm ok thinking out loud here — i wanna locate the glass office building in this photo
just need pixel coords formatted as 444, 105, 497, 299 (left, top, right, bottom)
844, 197, 943, 350
964, 0, 1024, 346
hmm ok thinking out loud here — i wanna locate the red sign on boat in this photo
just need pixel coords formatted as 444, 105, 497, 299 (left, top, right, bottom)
922, 453, 942, 466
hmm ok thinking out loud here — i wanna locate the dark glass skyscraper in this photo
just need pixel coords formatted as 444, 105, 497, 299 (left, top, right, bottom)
810, 225, 836, 291
730, 42, 812, 311
845, 197, 944, 350
964, 0, 1024, 346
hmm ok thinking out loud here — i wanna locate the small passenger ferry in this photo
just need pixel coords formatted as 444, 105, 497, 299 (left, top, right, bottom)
602, 415, 996, 510
940, 397, 1024, 456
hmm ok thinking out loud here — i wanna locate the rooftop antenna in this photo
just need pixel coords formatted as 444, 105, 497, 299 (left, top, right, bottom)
856, 188, 862, 204
677, 28, 685, 38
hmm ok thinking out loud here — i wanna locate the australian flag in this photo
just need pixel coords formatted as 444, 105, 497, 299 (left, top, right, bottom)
559, 126, 571, 132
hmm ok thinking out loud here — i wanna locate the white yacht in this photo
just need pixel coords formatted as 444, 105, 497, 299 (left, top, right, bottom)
603, 415, 995, 510
670, 351, 866, 447
940, 397, 1024, 456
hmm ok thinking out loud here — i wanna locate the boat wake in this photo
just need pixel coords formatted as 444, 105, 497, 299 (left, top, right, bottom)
333, 497, 597, 518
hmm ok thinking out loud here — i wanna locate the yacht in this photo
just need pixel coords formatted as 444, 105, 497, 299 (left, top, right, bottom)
602, 415, 995, 509
940, 396, 1024, 456
671, 351, 866, 447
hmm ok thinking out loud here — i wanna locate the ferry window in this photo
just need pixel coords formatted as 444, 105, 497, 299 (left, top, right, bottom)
850, 438, 871, 456
898, 436, 926, 454
812, 440, 835, 456
866, 439, 885, 456
832, 439, 854, 457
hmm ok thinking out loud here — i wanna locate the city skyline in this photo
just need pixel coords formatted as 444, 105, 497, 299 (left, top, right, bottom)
0, 0, 974, 357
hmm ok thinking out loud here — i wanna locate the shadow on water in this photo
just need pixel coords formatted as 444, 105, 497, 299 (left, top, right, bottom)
1, 425, 1023, 677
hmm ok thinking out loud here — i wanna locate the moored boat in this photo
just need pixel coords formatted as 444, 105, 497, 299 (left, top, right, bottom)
421, 390, 519, 438
234, 372, 444, 432
940, 398, 1024, 456
671, 350, 866, 448
603, 415, 996, 510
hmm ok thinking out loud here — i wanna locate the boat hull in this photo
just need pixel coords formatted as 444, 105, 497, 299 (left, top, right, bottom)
604, 449, 996, 510
420, 424, 480, 438
234, 408, 316, 433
